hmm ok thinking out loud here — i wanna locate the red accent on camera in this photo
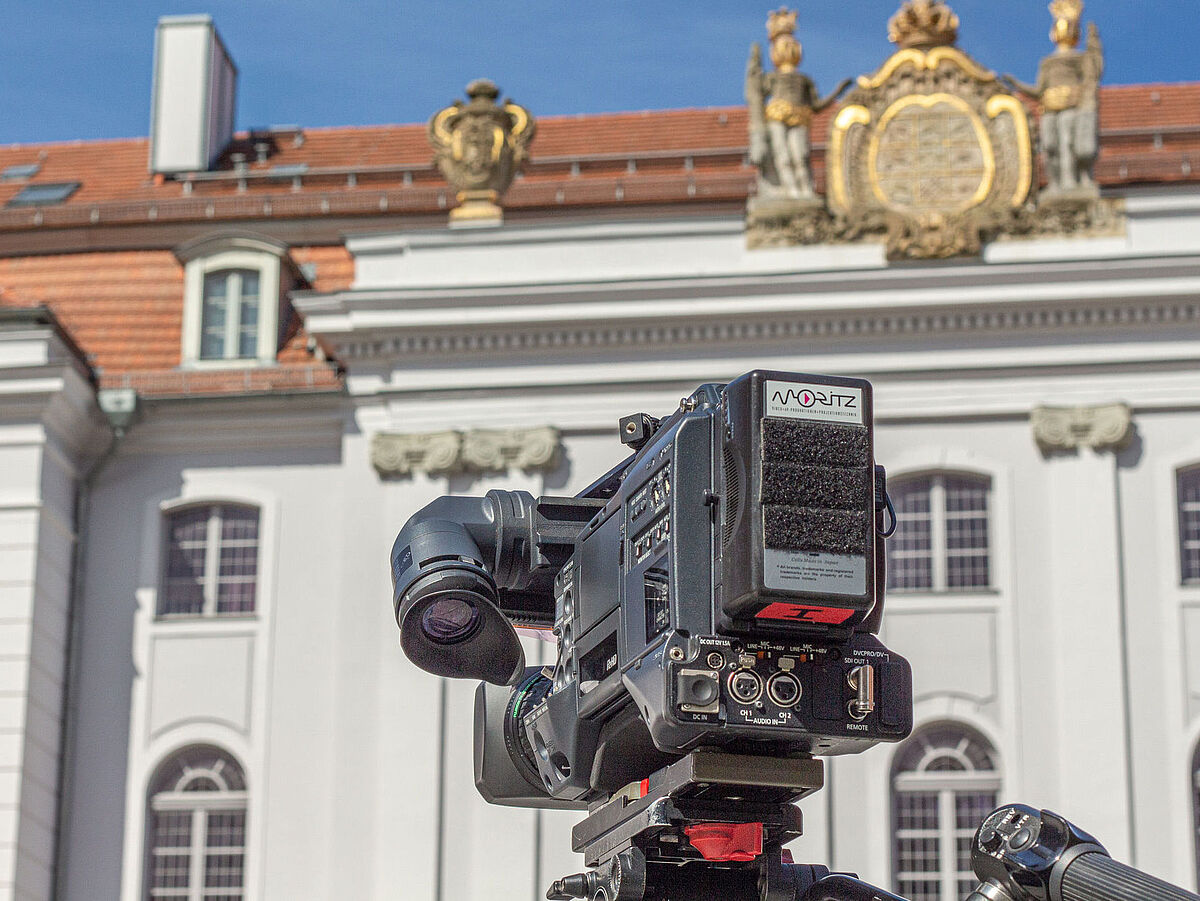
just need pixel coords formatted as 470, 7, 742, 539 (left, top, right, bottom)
684, 822, 763, 862
754, 602, 855, 624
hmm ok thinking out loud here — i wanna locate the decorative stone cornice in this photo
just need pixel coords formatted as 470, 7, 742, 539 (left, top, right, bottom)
330, 295, 1200, 362
371, 426, 560, 478
1030, 402, 1133, 454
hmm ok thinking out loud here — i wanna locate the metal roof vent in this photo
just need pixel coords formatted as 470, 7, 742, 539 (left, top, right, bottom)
149, 15, 238, 174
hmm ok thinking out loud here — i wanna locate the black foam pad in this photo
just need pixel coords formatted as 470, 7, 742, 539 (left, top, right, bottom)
763, 506, 870, 555
762, 419, 869, 468
761, 462, 872, 510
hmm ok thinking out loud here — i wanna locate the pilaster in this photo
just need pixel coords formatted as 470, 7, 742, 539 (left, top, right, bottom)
0, 309, 107, 901
1033, 402, 1135, 860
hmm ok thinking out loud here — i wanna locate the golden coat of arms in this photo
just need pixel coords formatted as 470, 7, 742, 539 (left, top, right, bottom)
744, 1, 1120, 258
826, 1, 1033, 258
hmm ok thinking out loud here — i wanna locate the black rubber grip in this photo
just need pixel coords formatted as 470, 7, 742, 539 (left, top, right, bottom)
1060, 852, 1200, 901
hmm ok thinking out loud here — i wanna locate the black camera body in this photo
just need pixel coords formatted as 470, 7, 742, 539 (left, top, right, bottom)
391, 371, 913, 810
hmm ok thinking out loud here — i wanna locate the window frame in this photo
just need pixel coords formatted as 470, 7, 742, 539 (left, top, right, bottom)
158, 502, 260, 620
177, 233, 295, 367
145, 746, 248, 901
887, 471, 994, 594
891, 723, 1001, 901
1179, 466, 1200, 586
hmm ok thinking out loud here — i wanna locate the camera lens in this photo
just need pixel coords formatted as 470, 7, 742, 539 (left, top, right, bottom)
420, 595, 481, 644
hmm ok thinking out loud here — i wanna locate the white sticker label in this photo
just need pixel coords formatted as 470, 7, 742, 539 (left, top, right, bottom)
764, 380, 863, 425
765, 549, 867, 595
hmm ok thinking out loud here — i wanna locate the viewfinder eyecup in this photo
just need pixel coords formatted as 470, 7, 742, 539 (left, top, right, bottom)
398, 564, 525, 686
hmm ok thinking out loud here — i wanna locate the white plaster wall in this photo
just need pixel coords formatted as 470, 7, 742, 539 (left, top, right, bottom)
55, 191, 1200, 900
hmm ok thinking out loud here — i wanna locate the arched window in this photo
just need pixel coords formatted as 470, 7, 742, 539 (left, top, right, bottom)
887, 473, 991, 592
892, 724, 1000, 901
1180, 467, 1200, 585
146, 746, 247, 900
160, 504, 259, 618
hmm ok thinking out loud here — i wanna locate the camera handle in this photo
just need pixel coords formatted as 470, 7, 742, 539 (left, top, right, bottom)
963, 804, 1200, 901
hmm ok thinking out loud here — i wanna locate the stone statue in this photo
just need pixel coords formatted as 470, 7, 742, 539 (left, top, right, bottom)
1004, 0, 1103, 198
428, 79, 536, 223
746, 8, 850, 204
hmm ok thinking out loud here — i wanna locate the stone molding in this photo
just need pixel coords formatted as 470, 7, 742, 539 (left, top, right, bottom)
334, 295, 1200, 362
371, 426, 560, 478
1030, 402, 1133, 454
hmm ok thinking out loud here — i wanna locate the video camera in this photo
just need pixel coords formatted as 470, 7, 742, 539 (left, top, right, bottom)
390, 369, 912, 808
389, 368, 1200, 901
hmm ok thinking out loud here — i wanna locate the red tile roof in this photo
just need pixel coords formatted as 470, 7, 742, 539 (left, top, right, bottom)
0, 247, 346, 395
0, 84, 1194, 234
0, 84, 1196, 398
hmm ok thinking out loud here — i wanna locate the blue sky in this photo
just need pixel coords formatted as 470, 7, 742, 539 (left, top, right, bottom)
2, 0, 1196, 146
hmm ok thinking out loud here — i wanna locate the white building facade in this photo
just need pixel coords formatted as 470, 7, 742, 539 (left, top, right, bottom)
1, 186, 1188, 900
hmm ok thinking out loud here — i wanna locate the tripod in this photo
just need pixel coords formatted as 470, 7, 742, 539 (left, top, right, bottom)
546, 751, 1200, 901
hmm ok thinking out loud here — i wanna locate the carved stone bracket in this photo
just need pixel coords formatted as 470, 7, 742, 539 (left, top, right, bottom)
370, 430, 462, 477
462, 427, 560, 473
1030, 403, 1133, 454
371, 426, 561, 478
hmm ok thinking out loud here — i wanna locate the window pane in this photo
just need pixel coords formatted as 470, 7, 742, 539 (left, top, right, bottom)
955, 791, 997, 830
1180, 469, 1200, 584
162, 508, 210, 616
945, 475, 990, 589
897, 837, 939, 872
160, 506, 258, 618
216, 506, 258, 615
888, 477, 933, 590
149, 811, 193, 896
897, 880, 940, 901
201, 272, 230, 360
236, 269, 259, 359
895, 791, 939, 830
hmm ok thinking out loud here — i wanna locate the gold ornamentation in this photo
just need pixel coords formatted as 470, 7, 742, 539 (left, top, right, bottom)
764, 99, 812, 127
1049, 0, 1084, 49
856, 46, 994, 90
867, 93, 996, 214
827, 105, 871, 214
984, 94, 1033, 207
1041, 84, 1081, 111
767, 7, 797, 41
767, 7, 802, 71
428, 79, 536, 223
821, 22, 1034, 260
887, 0, 960, 50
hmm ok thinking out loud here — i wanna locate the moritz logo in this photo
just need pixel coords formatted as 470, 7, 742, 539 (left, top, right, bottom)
771, 388, 858, 410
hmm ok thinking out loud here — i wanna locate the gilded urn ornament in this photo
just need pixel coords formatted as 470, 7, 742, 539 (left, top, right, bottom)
1003, 0, 1103, 199
746, 8, 850, 210
428, 79, 536, 223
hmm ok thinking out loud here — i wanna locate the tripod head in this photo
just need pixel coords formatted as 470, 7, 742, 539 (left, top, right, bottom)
545, 753, 1200, 901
